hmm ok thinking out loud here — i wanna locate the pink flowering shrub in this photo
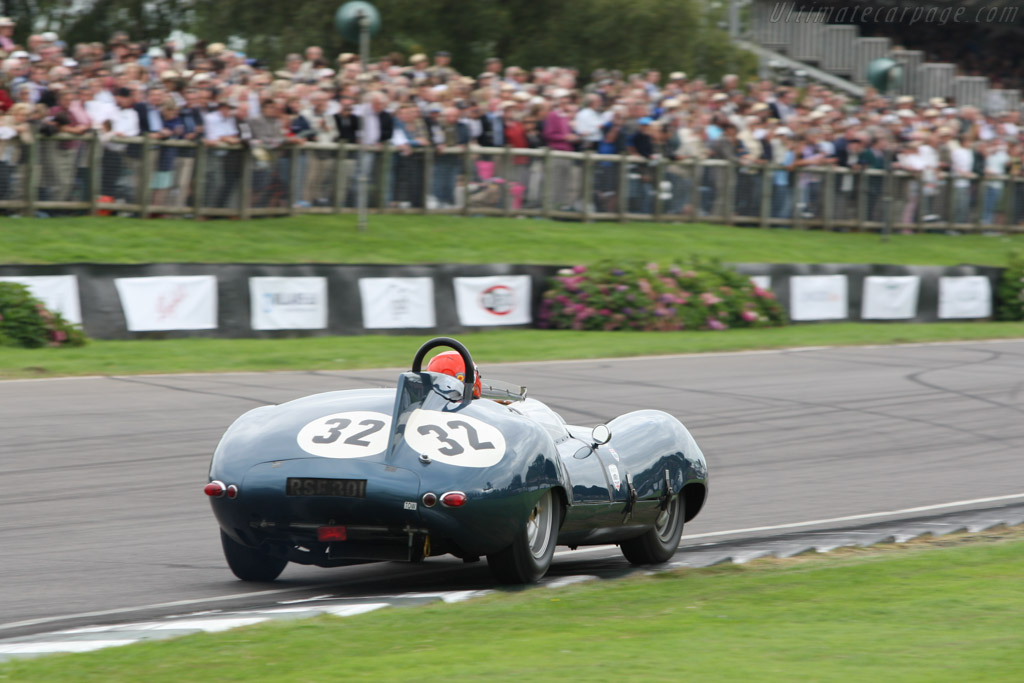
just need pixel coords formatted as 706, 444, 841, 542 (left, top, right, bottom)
0, 283, 87, 348
539, 259, 786, 331
997, 251, 1024, 321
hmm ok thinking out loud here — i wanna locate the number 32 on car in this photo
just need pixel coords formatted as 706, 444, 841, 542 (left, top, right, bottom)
404, 410, 507, 467
297, 411, 393, 458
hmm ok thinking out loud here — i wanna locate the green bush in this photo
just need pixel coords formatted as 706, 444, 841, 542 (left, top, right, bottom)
996, 251, 1024, 321
0, 282, 87, 348
538, 259, 787, 331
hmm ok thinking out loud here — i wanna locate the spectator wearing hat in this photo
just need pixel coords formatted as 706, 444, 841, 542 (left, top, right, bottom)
484, 57, 502, 77
428, 51, 457, 83
406, 54, 429, 82
0, 17, 16, 53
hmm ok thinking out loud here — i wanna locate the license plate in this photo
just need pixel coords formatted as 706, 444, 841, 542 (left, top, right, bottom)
286, 477, 367, 498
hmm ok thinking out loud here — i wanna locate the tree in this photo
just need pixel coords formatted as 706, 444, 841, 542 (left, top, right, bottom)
1, 0, 756, 82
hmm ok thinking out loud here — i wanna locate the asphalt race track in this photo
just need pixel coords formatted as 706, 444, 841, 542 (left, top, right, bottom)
2, 340, 1023, 639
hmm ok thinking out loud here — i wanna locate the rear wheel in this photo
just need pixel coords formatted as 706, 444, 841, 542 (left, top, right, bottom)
487, 490, 560, 584
220, 530, 288, 582
619, 494, 684, 565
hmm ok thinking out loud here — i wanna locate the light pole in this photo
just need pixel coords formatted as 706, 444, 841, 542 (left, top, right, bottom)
335, 1, 380, 232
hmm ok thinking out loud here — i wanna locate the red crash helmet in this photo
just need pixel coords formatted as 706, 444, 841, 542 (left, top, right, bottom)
426, 350, 482, 398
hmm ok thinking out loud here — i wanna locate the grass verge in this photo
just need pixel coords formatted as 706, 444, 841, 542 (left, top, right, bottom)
2, 527, 1022, 682
2, 322, 1024, 379
2, 214, 1022, 266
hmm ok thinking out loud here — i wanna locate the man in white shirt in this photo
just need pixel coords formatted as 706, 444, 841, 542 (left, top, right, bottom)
950, 140, 975, 224
84, 79, 117, 129
99, 87, 141, 202
572, 94, 604, 151
203, 100, 241, 208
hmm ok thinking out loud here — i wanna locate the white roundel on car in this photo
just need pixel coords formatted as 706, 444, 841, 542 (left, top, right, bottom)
297, 411, 393, 458
404, 409, 507, 468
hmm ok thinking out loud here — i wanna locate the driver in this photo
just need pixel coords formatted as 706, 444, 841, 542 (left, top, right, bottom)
426, 350, 482, 399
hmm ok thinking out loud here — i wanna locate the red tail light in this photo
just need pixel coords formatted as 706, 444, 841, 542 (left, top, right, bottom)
440, 491, 467, 508
318, 526, 348, 542
204, 481, 226, 497
226, 484, 239, 499
422, 492, 438, 508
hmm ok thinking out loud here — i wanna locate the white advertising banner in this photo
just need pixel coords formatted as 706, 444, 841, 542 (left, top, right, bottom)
749, 275, 771, 291
789, 275, 848, 321
938, 276, 992, 319
249, 277, 328, 330
114, 275, 218, 332
358, 277, 435, 329
861, 276, 920, 320
0, 275, 82, 324
453, 275, 533, 326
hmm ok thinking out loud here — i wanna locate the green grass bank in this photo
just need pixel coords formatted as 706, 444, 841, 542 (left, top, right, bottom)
2, 527, 1021, 682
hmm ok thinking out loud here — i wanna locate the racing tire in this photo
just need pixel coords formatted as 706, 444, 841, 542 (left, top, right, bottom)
487, 490, 560, 584
619, 494, 684, 565
220, 530, 288, 582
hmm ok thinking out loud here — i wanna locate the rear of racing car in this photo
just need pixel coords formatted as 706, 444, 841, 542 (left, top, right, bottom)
207, 370, 563, 578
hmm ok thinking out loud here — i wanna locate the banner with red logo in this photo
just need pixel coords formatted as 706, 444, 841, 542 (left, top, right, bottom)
114, 275, 218, 332
453, 275, 532, 326
0, 275, 82, 324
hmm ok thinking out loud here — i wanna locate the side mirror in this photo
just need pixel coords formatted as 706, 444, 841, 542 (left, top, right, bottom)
591, 424, 612, 446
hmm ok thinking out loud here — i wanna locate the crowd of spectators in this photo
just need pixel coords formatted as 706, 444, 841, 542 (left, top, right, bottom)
1, 16, 1024, 224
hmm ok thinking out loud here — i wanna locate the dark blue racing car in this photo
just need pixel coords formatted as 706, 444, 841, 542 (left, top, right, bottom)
206, 337, 708, 583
